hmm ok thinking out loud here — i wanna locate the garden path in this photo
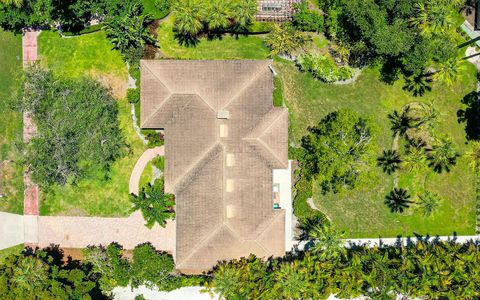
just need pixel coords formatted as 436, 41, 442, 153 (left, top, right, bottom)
129, 146, 164, 196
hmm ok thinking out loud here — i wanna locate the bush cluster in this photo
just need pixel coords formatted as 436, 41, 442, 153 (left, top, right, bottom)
296, 53, 355, 83
292, 1, 324, 32
173, 0, 258, 37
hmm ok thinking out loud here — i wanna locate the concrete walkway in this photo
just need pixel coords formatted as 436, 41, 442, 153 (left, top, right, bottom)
0, 212, 24, 249
113, 286, 219, 300
129, 146, 164, 195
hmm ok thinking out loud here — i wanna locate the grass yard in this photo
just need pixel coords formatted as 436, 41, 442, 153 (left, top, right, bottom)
38, 30, 128, 98
276, 59, 478, 238
0, 244, 23, 263
0, 30, 23, 214
38, 31, 145, 217
158, 17, 270, 59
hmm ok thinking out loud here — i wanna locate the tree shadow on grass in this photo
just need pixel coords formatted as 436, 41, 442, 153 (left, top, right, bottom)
174, 32, 200, 47
457, 91, 480, 140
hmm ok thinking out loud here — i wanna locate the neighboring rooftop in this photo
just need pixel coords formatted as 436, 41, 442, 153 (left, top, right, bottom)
140, 60, 288, 273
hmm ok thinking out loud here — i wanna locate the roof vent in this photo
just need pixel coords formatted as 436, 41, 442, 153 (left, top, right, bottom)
217, 110, 230, 119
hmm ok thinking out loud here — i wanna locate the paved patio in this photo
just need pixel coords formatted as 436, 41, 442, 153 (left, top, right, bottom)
38, 212, 176, 253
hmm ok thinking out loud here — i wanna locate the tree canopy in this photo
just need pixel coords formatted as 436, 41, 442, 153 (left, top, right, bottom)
320, 0, 460, 80
22, 66, 125, 188
0, 246, 98, 299
299, 109, 374, 194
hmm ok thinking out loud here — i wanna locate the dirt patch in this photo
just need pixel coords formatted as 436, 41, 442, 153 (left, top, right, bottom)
90, 70, 127, 99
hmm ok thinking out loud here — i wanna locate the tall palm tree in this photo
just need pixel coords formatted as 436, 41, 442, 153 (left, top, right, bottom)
207, 0, 232, 31
433, 58, 462, 86
308, 224, 345, 259
377, 149, 402, 174
388, 106, 418, 137
232, 0, 257, 28
427, 138, 459, 173
274, 261, 309, 299
385, 188, 413, 213
410, 1, 453, 35
173, 0, 206, 36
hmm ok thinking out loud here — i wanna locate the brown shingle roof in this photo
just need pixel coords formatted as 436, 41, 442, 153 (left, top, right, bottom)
140, 60, 288, 273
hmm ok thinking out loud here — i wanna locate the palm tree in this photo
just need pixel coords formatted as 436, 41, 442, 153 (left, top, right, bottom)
231, 0, 257, 28
308, 224, 345, 259
410, 2, 453, 35
388, 106, 418, 137
173, 0, 206, 36
433, 58, 462, 86
0, 0, 22, 7
416, 191, 441, 217
207, 0, 232, 31
274, 261, 309, 299
385, 188, 413, 213
403, 146, 428, 172
130, 178, 175, 228
427, 137, 459, 173
403, 74, 432, 97
377, 149, 402, 174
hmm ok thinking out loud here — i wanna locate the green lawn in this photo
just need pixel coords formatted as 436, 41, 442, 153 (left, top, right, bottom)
0, 30, 23, 214
38, 30, 128, 98
158, 17, 270, 59
0, 244, 23, 263
38, 31, 144, 217
276, 59, 478, 238
142, 0, 170, 19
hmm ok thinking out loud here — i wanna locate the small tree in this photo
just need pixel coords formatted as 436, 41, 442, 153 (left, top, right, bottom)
265, 24, 310, 56
377, 149, 402, 174
131, 178, 175, 228
299, 109, 374, 194
416, 191, 441, 217
103, 1, 156, 62
385, 188, 413, 213
427, 137, 459, 173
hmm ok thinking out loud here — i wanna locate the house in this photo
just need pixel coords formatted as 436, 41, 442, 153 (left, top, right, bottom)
140, 60, 289, 273
256, 0, 301, 22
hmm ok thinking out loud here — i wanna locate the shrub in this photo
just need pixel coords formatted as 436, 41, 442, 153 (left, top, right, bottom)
296, 53, 355, 83
154, 0, 171, 19
292, 1, 324, 32
265, 24, 310, 56
337, 66, 355, 81
151, 155, 165, 171
127, 88, 140, 103
131, 243, 174, 288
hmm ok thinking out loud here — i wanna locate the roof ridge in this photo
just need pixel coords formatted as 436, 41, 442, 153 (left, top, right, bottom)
141, 61, 172, 127
254, 211, 286, 253
171, 142, 223, 193
221, 61, 270, 110
244, 108, 285, 139
176, 224, 224, 269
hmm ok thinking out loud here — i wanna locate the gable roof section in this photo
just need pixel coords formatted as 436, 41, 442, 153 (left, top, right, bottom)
140, 60, 288, 272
